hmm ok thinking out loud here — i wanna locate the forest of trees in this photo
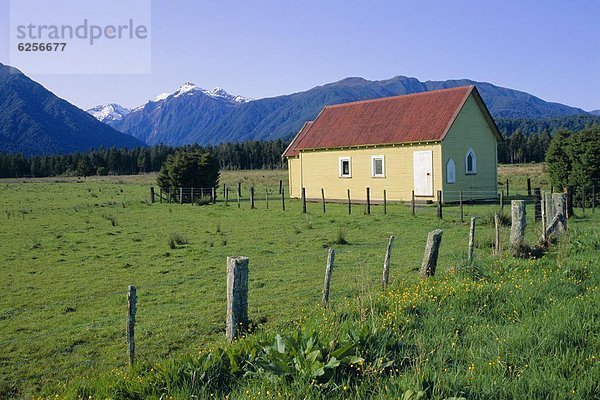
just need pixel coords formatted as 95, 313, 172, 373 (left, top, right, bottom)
0, 139, 289, 178
1, 122, 599, 179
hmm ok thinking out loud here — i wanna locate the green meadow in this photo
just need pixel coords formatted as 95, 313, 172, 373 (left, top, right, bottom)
0, 167, 598, 399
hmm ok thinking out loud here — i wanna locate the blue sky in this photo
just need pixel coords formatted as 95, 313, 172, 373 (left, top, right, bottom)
1, 0, 599, 111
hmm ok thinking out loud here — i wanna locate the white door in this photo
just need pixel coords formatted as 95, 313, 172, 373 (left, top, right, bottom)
413, 150, 433, 196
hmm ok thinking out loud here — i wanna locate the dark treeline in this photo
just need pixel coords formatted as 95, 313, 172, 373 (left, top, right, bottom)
497, 122, 600, 164
0, 139, 289, 178
496, 115, 600, 164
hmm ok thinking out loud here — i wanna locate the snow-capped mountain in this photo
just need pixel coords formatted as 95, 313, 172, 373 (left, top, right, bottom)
87, 103, 131, 123
111, 83, 252, 145
145, 83, 252, 105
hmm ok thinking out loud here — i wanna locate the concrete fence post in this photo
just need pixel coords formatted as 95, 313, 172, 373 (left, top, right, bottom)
226, 256, 249, 342
382, 236, 394, 289
510, 200, 527, 257
420, 229, 443, 278
322, 248, 335, 308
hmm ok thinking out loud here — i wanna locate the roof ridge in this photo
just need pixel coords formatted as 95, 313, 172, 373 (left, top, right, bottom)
324, 85, 474, 109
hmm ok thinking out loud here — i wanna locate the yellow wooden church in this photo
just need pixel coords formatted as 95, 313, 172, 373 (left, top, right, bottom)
282, 86, 502, 203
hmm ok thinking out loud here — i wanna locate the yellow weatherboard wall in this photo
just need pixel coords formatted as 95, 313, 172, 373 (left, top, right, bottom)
293, 143, 442, 202
441, 94, 499, 202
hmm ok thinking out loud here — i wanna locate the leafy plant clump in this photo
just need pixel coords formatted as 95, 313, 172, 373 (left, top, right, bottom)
168, 232, 188, 249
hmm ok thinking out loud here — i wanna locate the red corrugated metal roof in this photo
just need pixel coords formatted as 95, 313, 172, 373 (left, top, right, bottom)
282, 121, 314, 157
285, 86, 477, 156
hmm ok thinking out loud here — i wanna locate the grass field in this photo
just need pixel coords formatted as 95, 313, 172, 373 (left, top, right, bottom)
0, 164, 598, 399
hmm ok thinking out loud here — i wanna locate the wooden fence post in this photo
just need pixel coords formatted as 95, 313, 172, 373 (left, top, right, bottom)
226, 256, 249, 342
237, 182, 242, 198
510, 200, 527, 257
180, 187, 184, 205
127, 285, 136, 367
412, 190, 416, 216
468, 217, 476, 264
420, 229, 443, 278
281, 188, 285, 211
366, 188, 371, 215
150, 187, 155, 203
437, 190, 443, 219
322, 248, 335, 308
527, 178, 531, 197
321, 188, 326, 213
347, 189, 351, 215
459, 190, 464, 222
237, 188, 241, 208
302, 188, 307, 214
566, 186, 573, 218
265, 189, 269, 209
494, 213, 501, 255
534, 188, 542, 221
382, 236, 394, 290
383, 190, 387, 215
250, 187, 255, 209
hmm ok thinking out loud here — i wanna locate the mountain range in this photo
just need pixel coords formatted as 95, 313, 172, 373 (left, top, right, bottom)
97, 76, 595, 147
0, 60, 597, 156
0, 63, 144, 156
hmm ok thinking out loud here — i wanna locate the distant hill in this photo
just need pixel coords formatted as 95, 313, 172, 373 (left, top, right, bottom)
0, 63, 145, 156
590, 110, 600, 116
108, 76, 589, 146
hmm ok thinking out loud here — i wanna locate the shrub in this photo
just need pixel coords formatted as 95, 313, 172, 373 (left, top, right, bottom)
157, 150, 220, 190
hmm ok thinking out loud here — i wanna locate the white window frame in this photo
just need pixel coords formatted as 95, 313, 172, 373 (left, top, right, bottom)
465, 148, 477, 175
446, 158, 456, 183
371, 155, 385, 178
339, 157, 352, 178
